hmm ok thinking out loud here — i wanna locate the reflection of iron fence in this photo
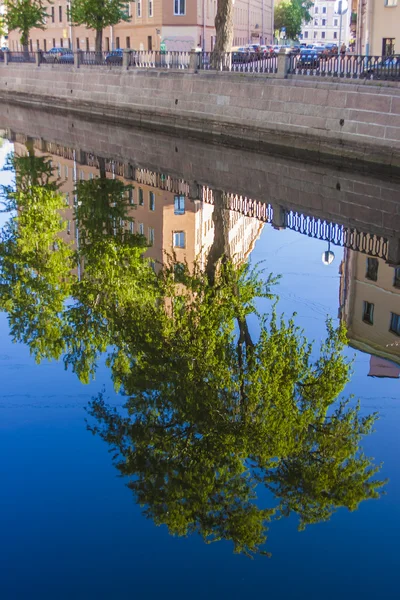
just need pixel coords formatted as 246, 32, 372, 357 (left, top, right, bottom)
285, 211, 388, 259
202, 187, 274, 223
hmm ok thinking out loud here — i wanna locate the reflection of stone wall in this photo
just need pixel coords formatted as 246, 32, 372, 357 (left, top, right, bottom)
339, 248, 400, 366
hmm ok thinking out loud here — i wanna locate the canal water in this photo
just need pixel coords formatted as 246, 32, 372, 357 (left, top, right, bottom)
0, 111, 399, 599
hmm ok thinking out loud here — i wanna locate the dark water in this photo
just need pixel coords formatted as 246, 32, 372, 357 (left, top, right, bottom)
0, 113, 399, 600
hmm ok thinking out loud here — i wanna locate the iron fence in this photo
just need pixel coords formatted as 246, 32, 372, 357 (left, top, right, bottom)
8, 51, 36, 63
288, 53, 400, 81
129, 50, 190, 69
81, 51, 111, 66
198, 51, 277, 74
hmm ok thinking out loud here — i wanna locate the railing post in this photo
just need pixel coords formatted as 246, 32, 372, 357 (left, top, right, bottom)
277, 48, 290, 79
189, 47, 199, 73
4, 50, 9, 66
123, 49, 131, 70
74, 50, 82, 68
35, 50, 42, 67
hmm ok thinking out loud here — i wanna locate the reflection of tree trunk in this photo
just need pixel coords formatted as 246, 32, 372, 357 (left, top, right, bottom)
205, 190, 231, 286
98, 156, 106, 179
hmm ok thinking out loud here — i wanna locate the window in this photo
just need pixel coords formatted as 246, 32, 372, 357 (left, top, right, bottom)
65, 192, 69, 206
60, 39, 63, 48
137, 0, 141, 16
322, 19, 326, 26
52, 38, 56, 48
67, 5, 70, 21
366, 257, 379, 281
314, 18, 318, 26
149, 192, 155, 211
36, 40, 40, 50
333, 32, 337, 39
149, 0, 153, 16
59, 6, 62, 21
139, 188, 144, 206
304, 31, 308, 39
86, 38, 89, 51
393, 267, 400, 288
362, 301, 374, 325
79, 170, 84, 180
314, 32, 317, 38
174, 0, 185, 16
30, 39, 33, 51
334, 19, 338, 26
390, 313, 400, 335
385, 0, 397, 6
173, 231, 185, 248
105, 37, 110, 51
315, 6, 318, 13
321, 32, 326, 39
116, 37, 120, 49
382, 38, 395, 56
322, 6, 326, 13
64, 165, 68, 179
44, 39, 47, 51
126, 36, 131, 49
148, 227, 155, 245
51, 7, 55, 23
139, 223, 144, 235
174, 195, 185, 215
76, 37, 80, 49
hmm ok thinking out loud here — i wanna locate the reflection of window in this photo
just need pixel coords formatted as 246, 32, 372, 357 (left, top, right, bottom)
128, 187, 134, 205
363, 301, 374, 324
315, 6, 318, 13
149, 192, 155, 211
173, 231, 185, 248
148, 227, 155, 244
64, 165, 68, 179
366, 257, 379, 281
390, 313, 400, 335
139, 188, 144, 206
130, 221, 134, 233
65, 192, 69, 206
57, 162, 61, 177
174, 195, 185, 215
67, 220, 71, 235
139, 223, 144, 235
174, 0, 185, 16
394, 267, 400, 288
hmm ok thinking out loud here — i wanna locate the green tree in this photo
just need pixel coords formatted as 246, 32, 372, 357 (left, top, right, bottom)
70, 0, 131, 53
3, 0, 48, 53
274, 0, 313, 41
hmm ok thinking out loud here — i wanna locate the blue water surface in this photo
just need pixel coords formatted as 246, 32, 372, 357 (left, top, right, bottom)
0, 143, 399, 600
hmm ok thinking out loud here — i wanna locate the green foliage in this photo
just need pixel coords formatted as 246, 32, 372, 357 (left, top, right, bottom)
70, 0, 130, 51
274, 0, 313, 41
4, 0, 48, 48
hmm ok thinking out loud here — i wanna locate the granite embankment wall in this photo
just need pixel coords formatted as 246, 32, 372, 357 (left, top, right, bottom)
0, 64, 400, 169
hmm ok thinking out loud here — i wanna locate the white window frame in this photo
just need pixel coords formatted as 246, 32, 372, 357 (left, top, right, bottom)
148, 0, 153, 17
173, 231, 185, 248
174, 195, 185, 215
174, 0, 185, 16
139, 223, 144, 235
137, 0, 142, 17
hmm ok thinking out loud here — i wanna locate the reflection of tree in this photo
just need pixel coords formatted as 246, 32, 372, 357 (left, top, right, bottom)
0, 153, 386, 557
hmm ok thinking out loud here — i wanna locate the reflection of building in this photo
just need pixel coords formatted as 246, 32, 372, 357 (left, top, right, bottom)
7, 1, 273, 52
300, 1, 351, 46
339, 248, 400, 373
0, 1, 7, 47
353, 0, 400, 56
13, 137, 264, 272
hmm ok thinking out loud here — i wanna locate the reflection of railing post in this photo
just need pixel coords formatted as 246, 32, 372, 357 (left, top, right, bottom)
76, 149, 86, 165
188, 181, 200, 200
387, 237, 400, 266
74, 50, 82, 68
271, 204, 286, 230
123, 162, 133, 179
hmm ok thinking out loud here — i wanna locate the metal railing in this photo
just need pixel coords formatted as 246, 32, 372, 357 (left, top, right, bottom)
81, 51, 112, 66
130, 50, 190, 69
198, 51, 277, 74
288, 53, 400, 81
285, 211, 388, 259
7, 51, 36, 63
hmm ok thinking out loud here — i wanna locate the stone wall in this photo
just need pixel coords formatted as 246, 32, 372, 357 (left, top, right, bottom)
1, 64, 400, 170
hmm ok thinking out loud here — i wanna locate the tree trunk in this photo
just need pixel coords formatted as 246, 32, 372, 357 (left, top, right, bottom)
21, 31, 29, 59
95, 29, 103, 57
214, 0, 234, 53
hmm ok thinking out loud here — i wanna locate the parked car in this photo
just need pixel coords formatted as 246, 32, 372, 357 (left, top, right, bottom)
43, 47, 73, 63
298, 48, 322, 67
232, 47, 251, 63
105, 49, 123, 65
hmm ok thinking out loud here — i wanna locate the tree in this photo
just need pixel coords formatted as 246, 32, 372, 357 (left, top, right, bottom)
3, 0, 47, 53
214, 0, 234, 54
274, 0, 313, 41
70, 0, 131, 53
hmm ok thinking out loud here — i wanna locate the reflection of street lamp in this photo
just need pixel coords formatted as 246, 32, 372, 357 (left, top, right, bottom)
322, 241, 335, 265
